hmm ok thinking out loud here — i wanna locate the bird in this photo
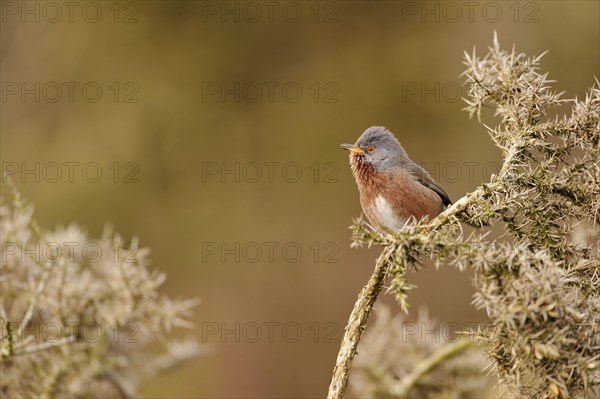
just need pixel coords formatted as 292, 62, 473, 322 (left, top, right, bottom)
340, 126, 451, 231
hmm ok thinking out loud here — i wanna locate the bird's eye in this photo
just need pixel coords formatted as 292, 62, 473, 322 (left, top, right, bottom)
366, 145, 375, 153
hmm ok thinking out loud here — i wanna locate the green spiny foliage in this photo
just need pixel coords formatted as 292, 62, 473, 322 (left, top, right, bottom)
349, 34, 599, 398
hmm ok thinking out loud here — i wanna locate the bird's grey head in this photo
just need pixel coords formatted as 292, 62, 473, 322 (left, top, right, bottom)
344, 126, 409, 172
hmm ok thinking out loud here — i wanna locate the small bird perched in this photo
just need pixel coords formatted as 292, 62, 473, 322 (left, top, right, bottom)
341, 126, 451, 231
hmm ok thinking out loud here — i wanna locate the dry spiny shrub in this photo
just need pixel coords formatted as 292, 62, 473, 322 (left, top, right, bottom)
350, 306, 496, 399
0, 187, 199, 398
344, 34, 599, 398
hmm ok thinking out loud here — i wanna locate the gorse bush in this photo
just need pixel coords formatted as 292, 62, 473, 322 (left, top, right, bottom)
350, 306, 495, 398
330, 34, 599, 399
0, 187, 199, 398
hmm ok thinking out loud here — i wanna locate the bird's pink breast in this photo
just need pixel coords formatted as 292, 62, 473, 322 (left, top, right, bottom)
351, 156, 444, 229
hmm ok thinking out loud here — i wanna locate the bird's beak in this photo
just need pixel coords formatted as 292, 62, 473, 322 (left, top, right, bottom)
340, 143, 364, 154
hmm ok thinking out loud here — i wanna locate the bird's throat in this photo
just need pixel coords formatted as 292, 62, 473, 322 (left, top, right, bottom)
350, 155, 379, 190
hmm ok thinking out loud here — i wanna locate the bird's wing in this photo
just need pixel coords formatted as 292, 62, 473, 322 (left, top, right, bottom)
407, 162, 452, 206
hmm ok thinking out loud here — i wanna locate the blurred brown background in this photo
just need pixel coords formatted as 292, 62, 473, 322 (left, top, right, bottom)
1, 1, 598, 397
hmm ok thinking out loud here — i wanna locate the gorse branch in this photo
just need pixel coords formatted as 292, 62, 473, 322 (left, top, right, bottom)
327, 246, 394, 398
388, 338, 477, 398
0, 184, 201, 398
350, 307, 493, 399
328, 34, 600, 399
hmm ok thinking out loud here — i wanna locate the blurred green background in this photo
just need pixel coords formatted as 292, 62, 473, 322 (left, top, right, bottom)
1, 1, 598, 397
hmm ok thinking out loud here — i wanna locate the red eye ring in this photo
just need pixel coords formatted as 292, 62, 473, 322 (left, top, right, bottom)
366, 145, 375, 153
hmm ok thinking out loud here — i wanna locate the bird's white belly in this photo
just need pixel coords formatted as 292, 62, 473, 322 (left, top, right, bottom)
375, 195, 404, 231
